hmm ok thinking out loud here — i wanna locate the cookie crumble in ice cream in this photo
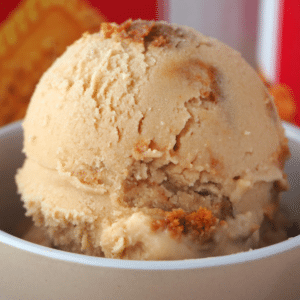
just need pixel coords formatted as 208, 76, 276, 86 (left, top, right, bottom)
16, 20, 289, 260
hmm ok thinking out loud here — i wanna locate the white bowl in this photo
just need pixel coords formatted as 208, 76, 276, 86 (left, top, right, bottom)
0, 121, 300, 300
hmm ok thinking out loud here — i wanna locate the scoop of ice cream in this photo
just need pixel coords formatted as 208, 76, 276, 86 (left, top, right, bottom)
16, 20, 289, 260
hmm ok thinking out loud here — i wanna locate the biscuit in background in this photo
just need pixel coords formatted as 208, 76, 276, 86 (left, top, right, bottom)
0, 0, 105, 126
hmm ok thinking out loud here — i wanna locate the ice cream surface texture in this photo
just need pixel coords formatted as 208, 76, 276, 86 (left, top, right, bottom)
16, 20, 289, 260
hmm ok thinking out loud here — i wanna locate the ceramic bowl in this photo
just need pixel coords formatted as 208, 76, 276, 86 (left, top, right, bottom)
0, 121, 300, 300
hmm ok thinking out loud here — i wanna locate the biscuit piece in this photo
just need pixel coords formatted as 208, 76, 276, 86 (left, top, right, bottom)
0, 0, 105, 126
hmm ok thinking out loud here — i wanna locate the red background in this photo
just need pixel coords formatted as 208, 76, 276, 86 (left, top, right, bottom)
0, 0, 160, 24
86, 0, 160, 23
279, 0, 300, 125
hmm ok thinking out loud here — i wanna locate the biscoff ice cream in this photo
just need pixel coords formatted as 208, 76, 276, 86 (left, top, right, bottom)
16, 20, 289, 260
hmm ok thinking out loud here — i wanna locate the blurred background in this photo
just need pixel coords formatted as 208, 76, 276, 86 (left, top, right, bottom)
0, 0, 299, 127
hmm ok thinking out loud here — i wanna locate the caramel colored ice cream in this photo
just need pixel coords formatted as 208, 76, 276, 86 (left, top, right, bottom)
16, 20, 289, 260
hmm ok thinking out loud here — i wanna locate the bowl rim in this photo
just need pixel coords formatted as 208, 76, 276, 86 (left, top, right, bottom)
0, 120, 299, 270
